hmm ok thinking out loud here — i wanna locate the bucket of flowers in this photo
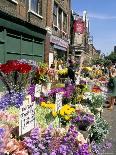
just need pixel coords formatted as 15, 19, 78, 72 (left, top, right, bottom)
71, 111, 95, 131
0, 59, 35, 109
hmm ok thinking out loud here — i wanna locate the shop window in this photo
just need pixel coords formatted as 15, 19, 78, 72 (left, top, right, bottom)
63, 12, 67, 32
30, 0, 42, 16
53, 2, 58, 27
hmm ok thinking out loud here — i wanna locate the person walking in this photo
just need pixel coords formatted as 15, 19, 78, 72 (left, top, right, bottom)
68, 60, 76, 84
107, 67, 116, 110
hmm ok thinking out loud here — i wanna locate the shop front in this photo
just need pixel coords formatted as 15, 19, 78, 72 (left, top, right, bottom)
0, 11, 46, 91
0, 11, 46, 64
49, 35, 69, 67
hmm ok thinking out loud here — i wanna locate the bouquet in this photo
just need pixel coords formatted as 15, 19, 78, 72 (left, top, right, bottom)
0, 60, 33, 93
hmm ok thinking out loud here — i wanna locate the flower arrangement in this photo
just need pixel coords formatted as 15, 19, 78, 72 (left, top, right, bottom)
57, 68, 68, 75
0, 60, 32, 93
23, 125, 91, 155
75, 104, 92, 114
85, 93, 104, 115
34, 62, 49, 84
41, 102, 75, 122
0, 110, 18, 127
92, 85, 102, 94
91, 140, 112, 155
0, 91, 24, 109
58, 104, 75, 121
35, 105, 54, 128
0, 124, 92, 155
89, 117, 109, 144
71, 112, 95, 131
48, 84, 74, 103
82, 67, 93, 72
41, 101, 55, 110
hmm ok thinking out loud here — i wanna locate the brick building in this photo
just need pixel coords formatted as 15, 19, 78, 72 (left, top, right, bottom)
0, 0, 47, 63
45, 0, 71, 67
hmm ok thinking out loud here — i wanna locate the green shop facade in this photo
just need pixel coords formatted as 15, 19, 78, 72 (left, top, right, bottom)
0, 11, 46, 64
0, 11, 46, 92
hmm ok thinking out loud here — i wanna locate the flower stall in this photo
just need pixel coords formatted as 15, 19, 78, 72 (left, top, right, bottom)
0, 60, 111, 154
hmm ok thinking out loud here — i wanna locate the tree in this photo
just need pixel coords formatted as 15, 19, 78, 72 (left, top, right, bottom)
105, 52, 116, 64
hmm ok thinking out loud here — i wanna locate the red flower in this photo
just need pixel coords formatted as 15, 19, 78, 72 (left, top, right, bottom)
0, 64, 14, 74
18, 63, 32, 74
7, 60, 20, 71
0, 60, 32, 74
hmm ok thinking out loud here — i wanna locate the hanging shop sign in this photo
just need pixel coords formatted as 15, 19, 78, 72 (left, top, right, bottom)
19, 102, 36, 136
55, 92, 63, 111
50, 35, 69, 48
73, 18, 85, 34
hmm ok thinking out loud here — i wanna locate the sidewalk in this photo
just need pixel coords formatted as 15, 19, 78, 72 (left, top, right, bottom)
102, 106, 116, 155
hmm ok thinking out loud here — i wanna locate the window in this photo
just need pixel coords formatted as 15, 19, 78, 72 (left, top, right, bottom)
53, 2, 58, 26
30, 0, 42, 16
63, 12, 67, 32
58, 8, 62, 30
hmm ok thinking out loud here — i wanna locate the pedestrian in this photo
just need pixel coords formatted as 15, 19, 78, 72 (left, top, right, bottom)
107, 67, 116, 110
68, 61, 76, 84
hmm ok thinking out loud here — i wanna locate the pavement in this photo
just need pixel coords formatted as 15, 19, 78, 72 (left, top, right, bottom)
102, 104, 116, 155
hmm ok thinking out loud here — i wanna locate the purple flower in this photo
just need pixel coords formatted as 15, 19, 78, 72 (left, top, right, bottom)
78, 143, 91, 155
0, 91, 24, 109
50, 151, 57, 155
28, 84, 35, 102
91, 140, 112, 155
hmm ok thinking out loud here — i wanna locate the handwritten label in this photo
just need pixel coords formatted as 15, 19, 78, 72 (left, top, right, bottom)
34, 84, 42, 98
55, 93, 63, 111
19, 103, 36, 136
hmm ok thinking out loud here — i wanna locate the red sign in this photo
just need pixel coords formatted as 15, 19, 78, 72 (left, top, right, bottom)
73, 18, 85, 34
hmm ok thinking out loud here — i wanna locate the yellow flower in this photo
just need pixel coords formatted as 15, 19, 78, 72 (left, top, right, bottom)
65, 108, 75, 115
59, 109, 65, 116
47, 104, 55, 110
57, 68, 68, 75
62, 104, 71, 109
64, 109, 71, 115
70, 108, 75, 113
52, 111, 57, 117
64, 115, 70, 121
41, 102, 46, 107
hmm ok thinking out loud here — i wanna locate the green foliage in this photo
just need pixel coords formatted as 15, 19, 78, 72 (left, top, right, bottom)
35, 105, 55, 128
91, 58, 104, 65
86, 94, 104, 115
91, 94, 104, 107
106, 52, 116, 63
89, 117, 109, 144
91, 57, 112, 67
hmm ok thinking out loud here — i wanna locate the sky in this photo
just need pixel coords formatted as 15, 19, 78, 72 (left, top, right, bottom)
71, 0, 116, 55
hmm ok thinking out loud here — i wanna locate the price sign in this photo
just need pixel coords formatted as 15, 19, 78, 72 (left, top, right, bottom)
19, 103, 36, 136
34, 84, 42, 97
55, 93, 63, 111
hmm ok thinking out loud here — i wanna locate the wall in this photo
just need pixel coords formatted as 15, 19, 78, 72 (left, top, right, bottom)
0, 0, 47, 29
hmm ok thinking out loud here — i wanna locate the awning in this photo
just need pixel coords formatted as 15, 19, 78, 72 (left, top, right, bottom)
54, 45, 67, 51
